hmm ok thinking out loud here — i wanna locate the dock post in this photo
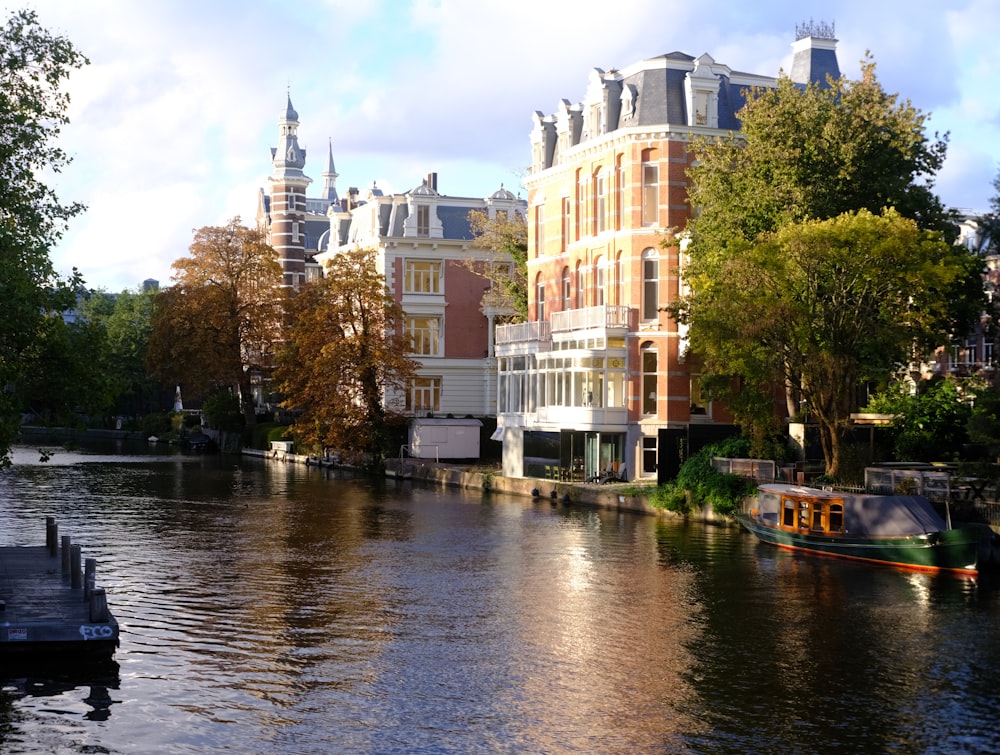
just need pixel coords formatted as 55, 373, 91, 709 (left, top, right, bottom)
46, 517, 58, 556
61, 535, 72, 575
89, 588, 109, 623
84, 558, 97, 600
70, 544, 82, 589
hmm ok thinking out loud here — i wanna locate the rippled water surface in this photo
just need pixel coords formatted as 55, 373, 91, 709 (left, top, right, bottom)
2, 443, 1000, 754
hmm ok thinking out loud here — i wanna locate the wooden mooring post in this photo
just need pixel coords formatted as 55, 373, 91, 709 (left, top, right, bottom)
0, 517, 120, 659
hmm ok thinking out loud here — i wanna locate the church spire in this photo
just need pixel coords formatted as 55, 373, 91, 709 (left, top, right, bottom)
321, 138, 339, 204
267, 92, 311, 290
270, 92, 308, 180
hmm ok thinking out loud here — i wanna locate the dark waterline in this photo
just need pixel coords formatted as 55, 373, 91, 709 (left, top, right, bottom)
2, 442, 1000, 754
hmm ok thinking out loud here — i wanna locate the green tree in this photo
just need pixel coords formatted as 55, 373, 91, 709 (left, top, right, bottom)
276, 247, 418, 469
972, 168, 1000, 256
146, 218, 283, 427
687, 56, 953, 249
18, 306, 110, 425
676, 56, 987, 476
0, 9, 88, 464
78, 287, 158, 419
866, 375, 976, 462
466, 208, 528, 321
967, 384, 1000, 459
677, 210, 982, 477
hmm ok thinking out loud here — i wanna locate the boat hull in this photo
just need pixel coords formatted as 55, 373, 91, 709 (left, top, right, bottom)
736, 512, 980, 574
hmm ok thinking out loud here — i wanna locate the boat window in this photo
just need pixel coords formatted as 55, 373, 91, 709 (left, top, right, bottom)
782, 499, 796, 527
811, 506, 824, 531
829, 503, 844, 533
799, 501, 810, 528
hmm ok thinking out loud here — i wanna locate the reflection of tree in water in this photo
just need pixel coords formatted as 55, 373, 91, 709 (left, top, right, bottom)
360, 504, 414, 542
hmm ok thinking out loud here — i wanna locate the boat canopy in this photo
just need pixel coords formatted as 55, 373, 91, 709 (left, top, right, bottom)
757, 484, 947, 536
841, 495, 946, 536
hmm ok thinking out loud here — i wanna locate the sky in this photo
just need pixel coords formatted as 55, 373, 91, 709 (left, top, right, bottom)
8, 0, 1000, 292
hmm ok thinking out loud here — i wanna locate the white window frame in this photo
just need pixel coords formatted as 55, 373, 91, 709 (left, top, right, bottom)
404, 259, 442, 294
407, 316, 442, 357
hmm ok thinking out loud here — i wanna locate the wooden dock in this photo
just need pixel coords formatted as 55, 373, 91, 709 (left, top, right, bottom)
0, 518, 119, 659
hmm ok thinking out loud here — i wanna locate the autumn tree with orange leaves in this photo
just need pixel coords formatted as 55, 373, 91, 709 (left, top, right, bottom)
146, 218, 283, 427
276, 247, 418, 468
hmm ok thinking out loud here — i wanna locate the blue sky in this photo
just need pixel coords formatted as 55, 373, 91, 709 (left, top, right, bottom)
10, 0, 1000, 291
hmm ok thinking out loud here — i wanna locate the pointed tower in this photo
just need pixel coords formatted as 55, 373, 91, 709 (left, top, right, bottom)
267, 93, 312, 289
321, 138, 340, 205
790, 19, 841, 88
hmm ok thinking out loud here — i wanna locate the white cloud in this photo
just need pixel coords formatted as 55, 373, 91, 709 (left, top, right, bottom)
8, 0, 998, 291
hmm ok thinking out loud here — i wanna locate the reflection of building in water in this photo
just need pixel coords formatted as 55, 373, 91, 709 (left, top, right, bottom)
494, 511, 704, 746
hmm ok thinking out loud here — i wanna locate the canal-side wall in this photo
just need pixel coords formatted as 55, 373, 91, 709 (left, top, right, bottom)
241, 448, 727, 523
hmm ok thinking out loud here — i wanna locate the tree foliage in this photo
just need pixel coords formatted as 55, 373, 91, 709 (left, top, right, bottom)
676, 56, 987, 477
0, 9, 88, 463
18, 306, 110, 425
967, 384, 1000, 458
678, 210, 982, 476
466, 208, 528, 321
276, 247, 418, 467
972, 169, 1000, 256
865, 376, 976, 462
146, 218, 283, 426
687, 56, 953, 249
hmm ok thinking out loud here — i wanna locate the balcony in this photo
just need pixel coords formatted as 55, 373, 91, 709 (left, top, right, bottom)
536, 404, 629, 429
550, 305, 633, 333
496, 320, 550, 347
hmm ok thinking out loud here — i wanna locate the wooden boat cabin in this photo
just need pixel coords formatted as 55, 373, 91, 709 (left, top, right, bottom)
757, 487, 845, 535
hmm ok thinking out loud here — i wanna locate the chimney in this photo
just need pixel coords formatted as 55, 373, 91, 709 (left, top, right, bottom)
790, 19, 841, 88
426, 172, 438, 192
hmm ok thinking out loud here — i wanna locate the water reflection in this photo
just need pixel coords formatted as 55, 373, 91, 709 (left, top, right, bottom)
2, 448, 1000, 754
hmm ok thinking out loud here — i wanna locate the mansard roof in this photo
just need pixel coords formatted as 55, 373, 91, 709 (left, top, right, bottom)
530, 31, 841, 171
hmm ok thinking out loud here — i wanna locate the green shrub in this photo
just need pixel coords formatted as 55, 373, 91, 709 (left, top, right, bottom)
139, 413, 172, 436
650, 438, 757, 516
247, 422, 291, 450
202, 391, 244, 432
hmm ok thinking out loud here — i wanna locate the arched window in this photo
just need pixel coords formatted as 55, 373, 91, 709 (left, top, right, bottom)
561, 266, 571, 310
594, 169, 606, 234
535, 273, 546, 322
595, 256, 605, 307
641, 342, 657, 415
614, 154, 624, 231
575, 261, 584, 308
642, 249, 659, 320
614, 252, 623, 307
641, 148, 659, 227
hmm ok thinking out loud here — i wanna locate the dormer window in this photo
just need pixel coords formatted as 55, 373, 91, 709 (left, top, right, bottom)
417, 205, 429, 237
621, 84, 637, 119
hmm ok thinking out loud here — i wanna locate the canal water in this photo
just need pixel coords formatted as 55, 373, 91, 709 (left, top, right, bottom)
2, 443, 1000, 754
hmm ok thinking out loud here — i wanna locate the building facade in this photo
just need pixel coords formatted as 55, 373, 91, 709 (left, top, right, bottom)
257, 97, 525, 444
494, 27, 841, 483
316, 174, 526, 430
257, 95, 349, 290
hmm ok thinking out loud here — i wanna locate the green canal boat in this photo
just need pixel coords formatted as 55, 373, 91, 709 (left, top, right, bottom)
736, 483, 981, 574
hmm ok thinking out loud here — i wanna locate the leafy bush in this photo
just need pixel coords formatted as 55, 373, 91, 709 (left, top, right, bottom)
247, 422, 291, 450
202, 390, 243, 432
139, 412, 172, 436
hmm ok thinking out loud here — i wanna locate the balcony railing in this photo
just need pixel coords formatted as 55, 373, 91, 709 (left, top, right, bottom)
496, 305, 634, 347
550, 305, 633, 333
495, 320, 550, 346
